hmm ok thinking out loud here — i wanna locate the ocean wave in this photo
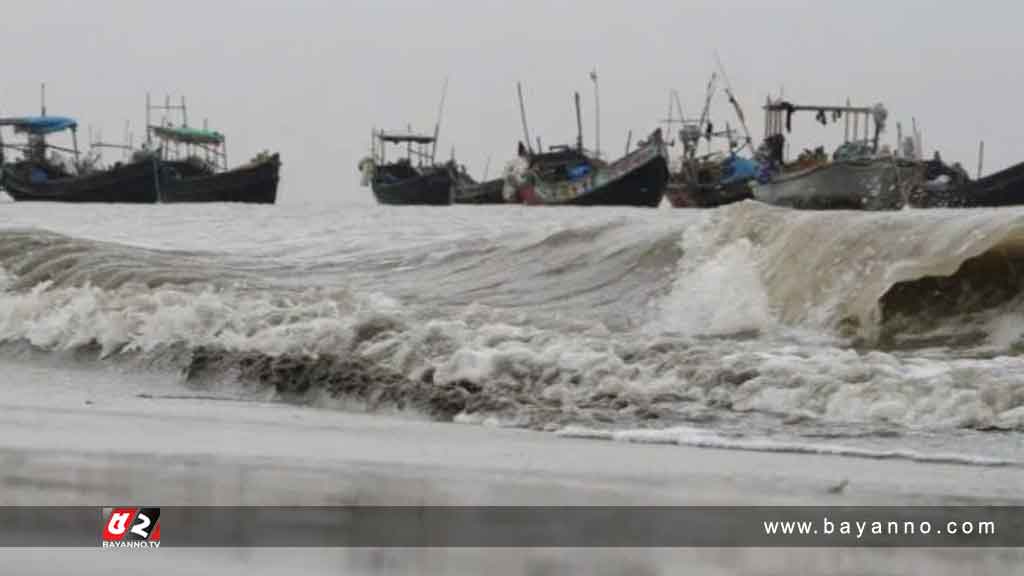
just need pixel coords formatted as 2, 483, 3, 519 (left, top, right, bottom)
648, 202, 1024, 344
2, 205, 1024, 434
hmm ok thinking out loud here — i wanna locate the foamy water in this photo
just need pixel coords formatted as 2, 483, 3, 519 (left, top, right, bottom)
1, 199, 1023, 464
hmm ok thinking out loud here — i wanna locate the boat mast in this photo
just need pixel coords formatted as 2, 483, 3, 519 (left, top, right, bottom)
574, 92, 583, 152
430, 77, 448, 164
663, 91, 674, 143
698, 74, 716, 132
590, 68, 601, 159
714, 53, 753, 152
674, 91, 685, 128
516, 82, 533, 154
697, 74, 717, 158
71, 125, 79, 164
977, 140, 985, 179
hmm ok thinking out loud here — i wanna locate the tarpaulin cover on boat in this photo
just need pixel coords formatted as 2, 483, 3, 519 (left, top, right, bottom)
0, 116, 78, 135
721, 155, 762, 185
151, 125, 225, 145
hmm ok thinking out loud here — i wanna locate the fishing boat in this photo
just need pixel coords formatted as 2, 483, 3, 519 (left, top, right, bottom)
359, 131, 455, 205
663, 68, 760, 208
145, 95, 281, 203
751, 99, 922, 210
0, 115, 159, 203
453, 174, 505, 204
503, 132, 668, 207
666, 152, 759, 208
502, 87, 668, 207
908, 152, 1024, 208
450, 157, 504, 204
360, 80, 462, 206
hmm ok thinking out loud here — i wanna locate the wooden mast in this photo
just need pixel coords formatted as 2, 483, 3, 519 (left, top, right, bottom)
517, 82, 533, 154
977, 140, 985, 179
574, 92, 583, 152
430, 77, 448, 164
590, 68, 600, 159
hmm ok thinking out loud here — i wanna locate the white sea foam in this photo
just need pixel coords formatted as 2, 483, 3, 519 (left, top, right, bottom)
556, 425, 1018, 467
2, 205, 1024, 440
657, 227, 775, 335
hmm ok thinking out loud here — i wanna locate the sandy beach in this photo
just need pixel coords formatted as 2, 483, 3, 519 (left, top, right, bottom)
1, 360, 1021, 574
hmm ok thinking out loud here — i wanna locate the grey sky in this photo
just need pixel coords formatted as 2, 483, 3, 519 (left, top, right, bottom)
3, 0, 1019, 204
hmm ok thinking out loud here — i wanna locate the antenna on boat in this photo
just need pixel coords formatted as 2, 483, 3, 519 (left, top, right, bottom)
40, 83, 46, 117
844, 98, 851, 142
912, 117, 922, 161
698, 73, 716, 136
516, 82, 533, 154
663, 91, 674, 144
430, 77, 449, 164
590, 68, 601, 159
714, 52, 753, 152
574, 91, 583, 152
977, 140, 985, 179
625, 130, 632, 154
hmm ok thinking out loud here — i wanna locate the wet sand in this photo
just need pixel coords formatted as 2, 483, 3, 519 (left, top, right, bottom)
1, 361, 1022, 574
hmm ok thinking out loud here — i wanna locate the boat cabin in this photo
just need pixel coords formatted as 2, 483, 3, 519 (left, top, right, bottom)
358, 129, 448, 188
0, 116, 80, 165
761, 99, 888, 167
371, 131, 438, 168
146, 94, 228, 175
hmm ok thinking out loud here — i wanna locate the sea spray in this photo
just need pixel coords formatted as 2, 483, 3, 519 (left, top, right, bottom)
1, 205, 1024, 435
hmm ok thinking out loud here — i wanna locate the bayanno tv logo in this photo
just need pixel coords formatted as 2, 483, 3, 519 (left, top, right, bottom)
101, 507, 161, 549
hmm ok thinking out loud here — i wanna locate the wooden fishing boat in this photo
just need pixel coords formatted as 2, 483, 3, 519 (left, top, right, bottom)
910, 156, 1024, 208
360, 80, 462, 206
751, 100, 923, 210
666, 151, 758, 208
502, 87, 667, 207
662, 72, 760, 208
359, 131, 455, 205
453, 172, 504, 204
157, 153, 281, 204
503, 130, 668, 207
145, 96, 281, 203
0, 115, 160, 203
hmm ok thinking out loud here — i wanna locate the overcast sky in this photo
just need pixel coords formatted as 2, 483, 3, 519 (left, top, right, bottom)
3, 0, 1019, 204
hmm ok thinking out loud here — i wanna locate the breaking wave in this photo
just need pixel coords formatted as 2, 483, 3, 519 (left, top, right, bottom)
2, 201, 1024, 438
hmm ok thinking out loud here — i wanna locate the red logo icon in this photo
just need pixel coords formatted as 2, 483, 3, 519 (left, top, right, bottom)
101, 507, 161, 548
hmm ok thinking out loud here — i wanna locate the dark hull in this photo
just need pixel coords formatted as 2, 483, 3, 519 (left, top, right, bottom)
665, 176, 753, 208
372, 167, 453, 205
512, 137, 669, 207
160, 155, 281, 204
454, 178, 504, 204
913, 161, 1024, 208
544, 154, 667, 207
1, 158, 159, 203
